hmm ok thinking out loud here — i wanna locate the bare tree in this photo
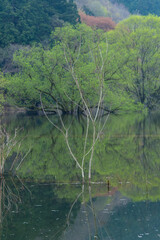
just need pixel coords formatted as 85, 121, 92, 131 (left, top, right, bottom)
41, 29, 110, 183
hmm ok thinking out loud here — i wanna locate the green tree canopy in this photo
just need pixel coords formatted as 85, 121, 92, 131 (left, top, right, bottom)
6, 24, 139, 113
107, 15, 160, 110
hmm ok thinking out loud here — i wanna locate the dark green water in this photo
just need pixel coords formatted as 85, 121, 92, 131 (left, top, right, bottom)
1, 112, 160, 239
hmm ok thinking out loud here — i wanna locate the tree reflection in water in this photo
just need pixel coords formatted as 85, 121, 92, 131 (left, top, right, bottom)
1, 112, 160, 239
0, 124, 30, 230
62, 183, 119, 240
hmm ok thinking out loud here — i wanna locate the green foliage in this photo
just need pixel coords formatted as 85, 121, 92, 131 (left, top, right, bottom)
107, 15, 160, 110
7, 15, 160, 112
7, 23, 139, 113
0, 0, 79, 47
6, 25, 97, 111
7, 24, 98, 112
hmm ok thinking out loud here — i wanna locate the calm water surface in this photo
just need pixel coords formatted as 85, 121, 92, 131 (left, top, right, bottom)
1, 112, 160, 239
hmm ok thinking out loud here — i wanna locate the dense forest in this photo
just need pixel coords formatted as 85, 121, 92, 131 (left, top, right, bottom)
1, 0, 160, 114
0, 0, 79, 47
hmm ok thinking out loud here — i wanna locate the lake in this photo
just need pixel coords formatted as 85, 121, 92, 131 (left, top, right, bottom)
1, 112, 160, 239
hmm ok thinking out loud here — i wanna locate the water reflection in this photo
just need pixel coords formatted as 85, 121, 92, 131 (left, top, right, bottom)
0, 124, 28, 229
1, 112, 160, 239
1, 112, 160, 195
1, 182, 160, 240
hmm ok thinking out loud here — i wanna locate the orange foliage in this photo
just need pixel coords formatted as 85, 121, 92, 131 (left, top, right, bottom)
79, 11, 116, 31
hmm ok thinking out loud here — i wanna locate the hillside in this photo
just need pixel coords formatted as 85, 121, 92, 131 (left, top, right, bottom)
75, 0, 130, 23
111, 0, 160, 15
75, 0, 160, 22
0, 0, 79, 47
